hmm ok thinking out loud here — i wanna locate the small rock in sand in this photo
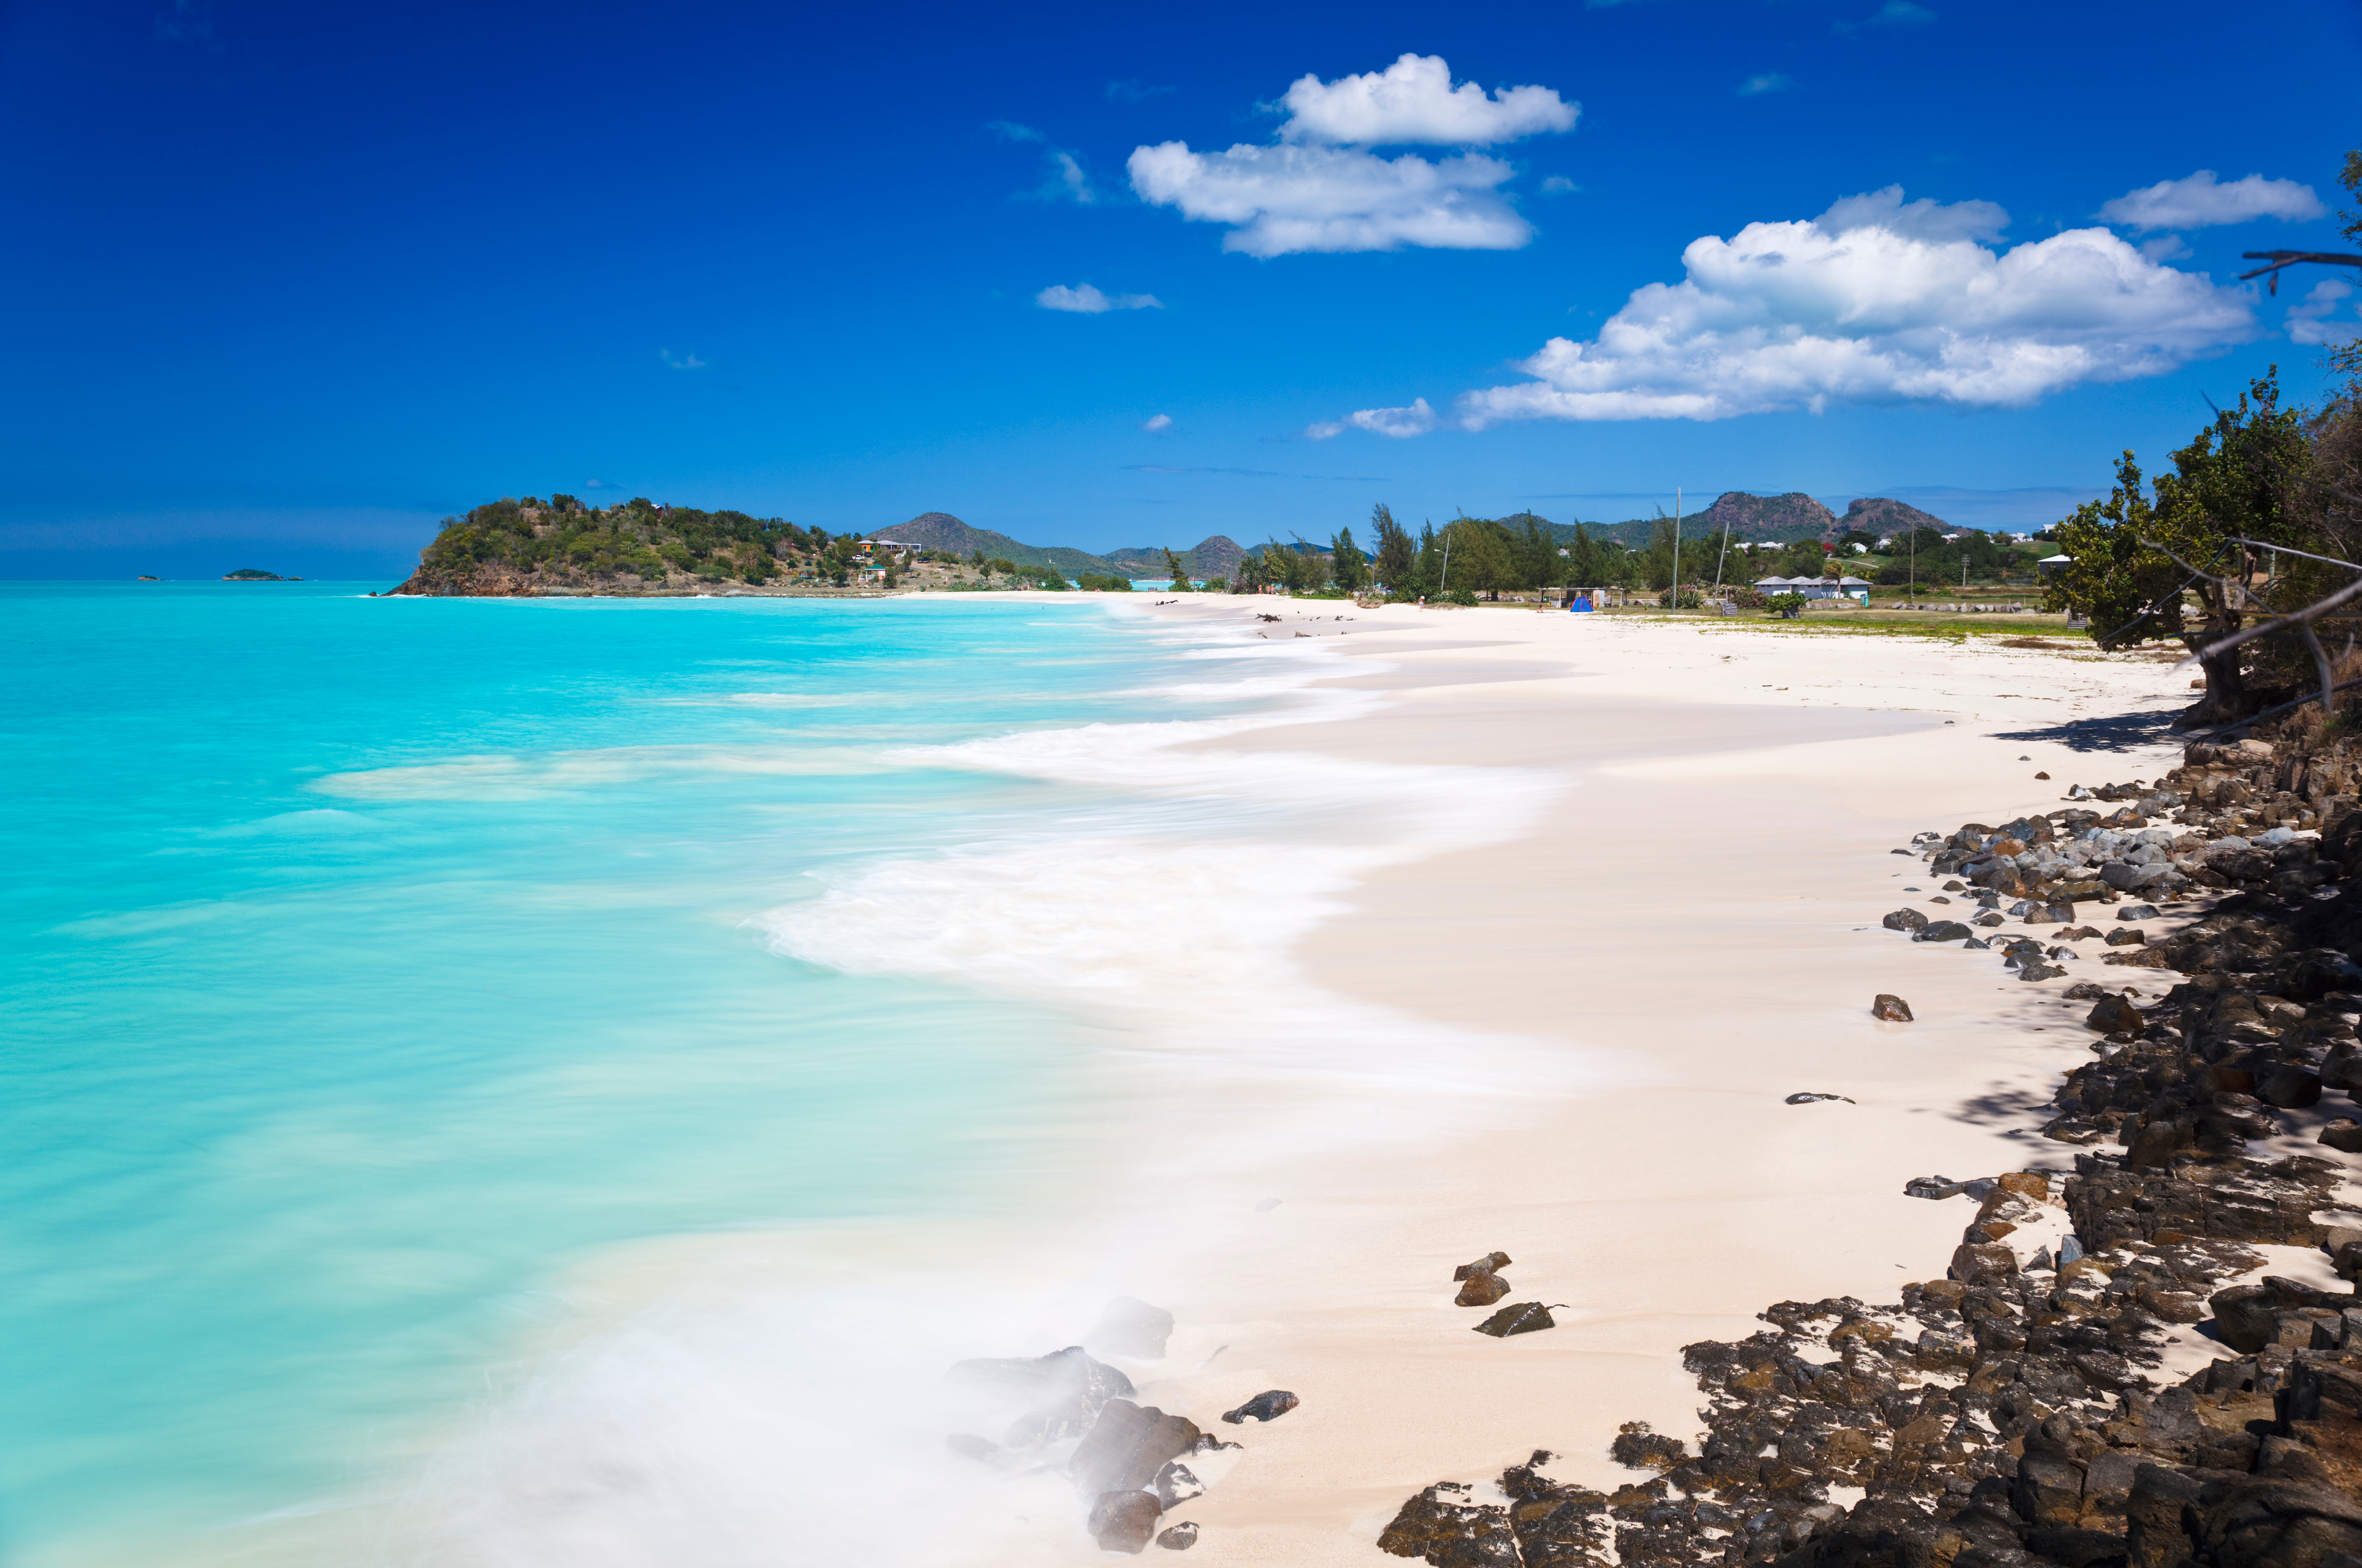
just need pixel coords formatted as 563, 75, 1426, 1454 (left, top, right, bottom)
1088, 1490, 1164, 1555
1153, 1460, 1205, 1509
1610, 1421, 1690, 1471
1883, 908, 1929, 932
1156, 1522, 1199, 1551
1871, 994, 1914, 1021
1455, 1271, 1511, 1307
2320, 1120, 2362, 1154
1785, 1092, 1856, 1104
2084, 994, 2143, 1034
1222, 1390, 1300, 1424
2106, 928, 2147, 946
1452, 1251, 1512, 1280
2117, 903, 2162, 921
2036, 771, 2051, 780
1472, 1302, 1555, 1337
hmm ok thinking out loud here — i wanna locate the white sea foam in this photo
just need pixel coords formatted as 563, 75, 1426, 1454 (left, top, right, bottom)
387, 635, 1625, 1568
311, 746, 890, 801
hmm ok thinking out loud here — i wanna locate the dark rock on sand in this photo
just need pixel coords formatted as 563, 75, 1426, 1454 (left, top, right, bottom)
1918, 921, 1977, 942
1611, 1422, 1690, 1472
1454, 1252, 1513, 1280
1472, 1302, 1555, 1337
1873, 994, 1915, 1021
1154, 1460, 1205, 1509
2108, 928, 2149, 946
2020, 961, 2068, 981
1787, 1092, 1856, 1104
1456, 1271, 1511, 1307
1088, 1489, 1164, 1554
1885, 908, 1931, 933
2085, 994, 2144, 1034
2323, 1119, 2362, 1153
1072, 1399, 1203, 1494
1156, 1521, 1199, 1550
2257, 1065, 2324, 1108
1221, 1390, 1299, 1424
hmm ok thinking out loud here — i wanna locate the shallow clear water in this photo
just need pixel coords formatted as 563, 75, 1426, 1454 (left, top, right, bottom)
0, 584, 1219, 1561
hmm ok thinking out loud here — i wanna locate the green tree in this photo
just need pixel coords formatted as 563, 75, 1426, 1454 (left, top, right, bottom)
1448, 517, 1516, 599
1370, 504, 1416, 591
1161, 547, 1192, 591
1766, 592, 1808, 620
2043, 370, 2310, 724
1511, 514, 1557, 590
1330, 525, 1366, 593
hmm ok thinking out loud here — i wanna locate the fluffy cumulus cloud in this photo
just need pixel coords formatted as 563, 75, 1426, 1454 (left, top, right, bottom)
2097, 170, 2325, 232
1453, 185, 2255, 426
1036, 283, 1163, 314
1305, 397, 1436, 440
1276, 53, 1576, 147
1129, 54, 1574, 257
2288, 279, 2359, 348
1128, 144, 1528, 256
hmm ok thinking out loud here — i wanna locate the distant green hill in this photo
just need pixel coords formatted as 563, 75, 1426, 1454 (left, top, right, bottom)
869, 513, 1245, 580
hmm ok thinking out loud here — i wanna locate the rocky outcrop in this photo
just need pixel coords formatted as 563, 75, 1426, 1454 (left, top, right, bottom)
1378, 721, 2362, 1568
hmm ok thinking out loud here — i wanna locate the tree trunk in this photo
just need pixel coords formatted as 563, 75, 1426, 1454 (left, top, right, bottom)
2175, 634, 2253, 727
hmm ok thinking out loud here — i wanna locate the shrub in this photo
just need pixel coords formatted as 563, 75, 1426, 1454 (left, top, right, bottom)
1442, 587, 1479, 606
1767, 592, 1808, 619
1076, 573, 1134, 591
1656, 588, 1703, 609
1201, 577, 1229, 593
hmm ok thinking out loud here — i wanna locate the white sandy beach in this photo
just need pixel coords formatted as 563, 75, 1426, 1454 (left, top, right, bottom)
1051, 599, 2211, 1565
356, 596, 2301, 1568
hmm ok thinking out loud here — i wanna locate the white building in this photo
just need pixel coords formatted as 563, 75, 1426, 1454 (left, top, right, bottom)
1757, 575, 1873, 604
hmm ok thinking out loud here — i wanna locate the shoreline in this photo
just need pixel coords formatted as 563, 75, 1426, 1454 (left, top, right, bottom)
1058, 600, 2351, 1562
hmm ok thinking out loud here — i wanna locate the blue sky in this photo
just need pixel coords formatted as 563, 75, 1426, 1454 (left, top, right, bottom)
3, 0, 2357, 578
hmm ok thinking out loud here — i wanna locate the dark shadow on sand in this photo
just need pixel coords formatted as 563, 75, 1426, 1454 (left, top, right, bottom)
1991, 705, 2188, 754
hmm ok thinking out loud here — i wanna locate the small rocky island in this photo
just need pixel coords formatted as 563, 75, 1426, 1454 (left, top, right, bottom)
221, 568, 287, 580
389, 495, 1244, 597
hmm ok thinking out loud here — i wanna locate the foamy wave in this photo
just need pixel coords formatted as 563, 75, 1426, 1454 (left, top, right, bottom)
312, 746, 888, 801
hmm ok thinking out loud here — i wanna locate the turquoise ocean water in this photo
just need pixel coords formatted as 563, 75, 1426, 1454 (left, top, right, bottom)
0, 584, 1222, 1564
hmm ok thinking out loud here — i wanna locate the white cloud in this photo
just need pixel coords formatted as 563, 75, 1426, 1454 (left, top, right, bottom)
1305, 397, 1436, 440
2097, 170, 2326, 231
1129, 142, 1527, 256
659, 349, 706, 370
1141, 413, 1174, 431
1456, 187, 2255, 425
1036, 283, 1164, 313
1277, 53, 1576, 147
1817, 184, 2005, 242
2288, 278, 2359, 347
1542, 175, 1578, 195
1737, 73, 1795, 96
2140, 234, 2191, 262
1128, 54, 1572, 258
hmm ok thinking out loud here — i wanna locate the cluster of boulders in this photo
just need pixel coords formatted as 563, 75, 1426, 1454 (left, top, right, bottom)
1376, 727, 2362, 1568
942, 1296, 1303, 1554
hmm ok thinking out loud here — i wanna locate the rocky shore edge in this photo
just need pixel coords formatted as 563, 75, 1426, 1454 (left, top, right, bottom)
1376, 727, 2362, 1568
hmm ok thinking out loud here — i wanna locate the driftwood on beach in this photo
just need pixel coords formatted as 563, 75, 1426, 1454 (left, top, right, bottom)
1377, 723, 2362, 1568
